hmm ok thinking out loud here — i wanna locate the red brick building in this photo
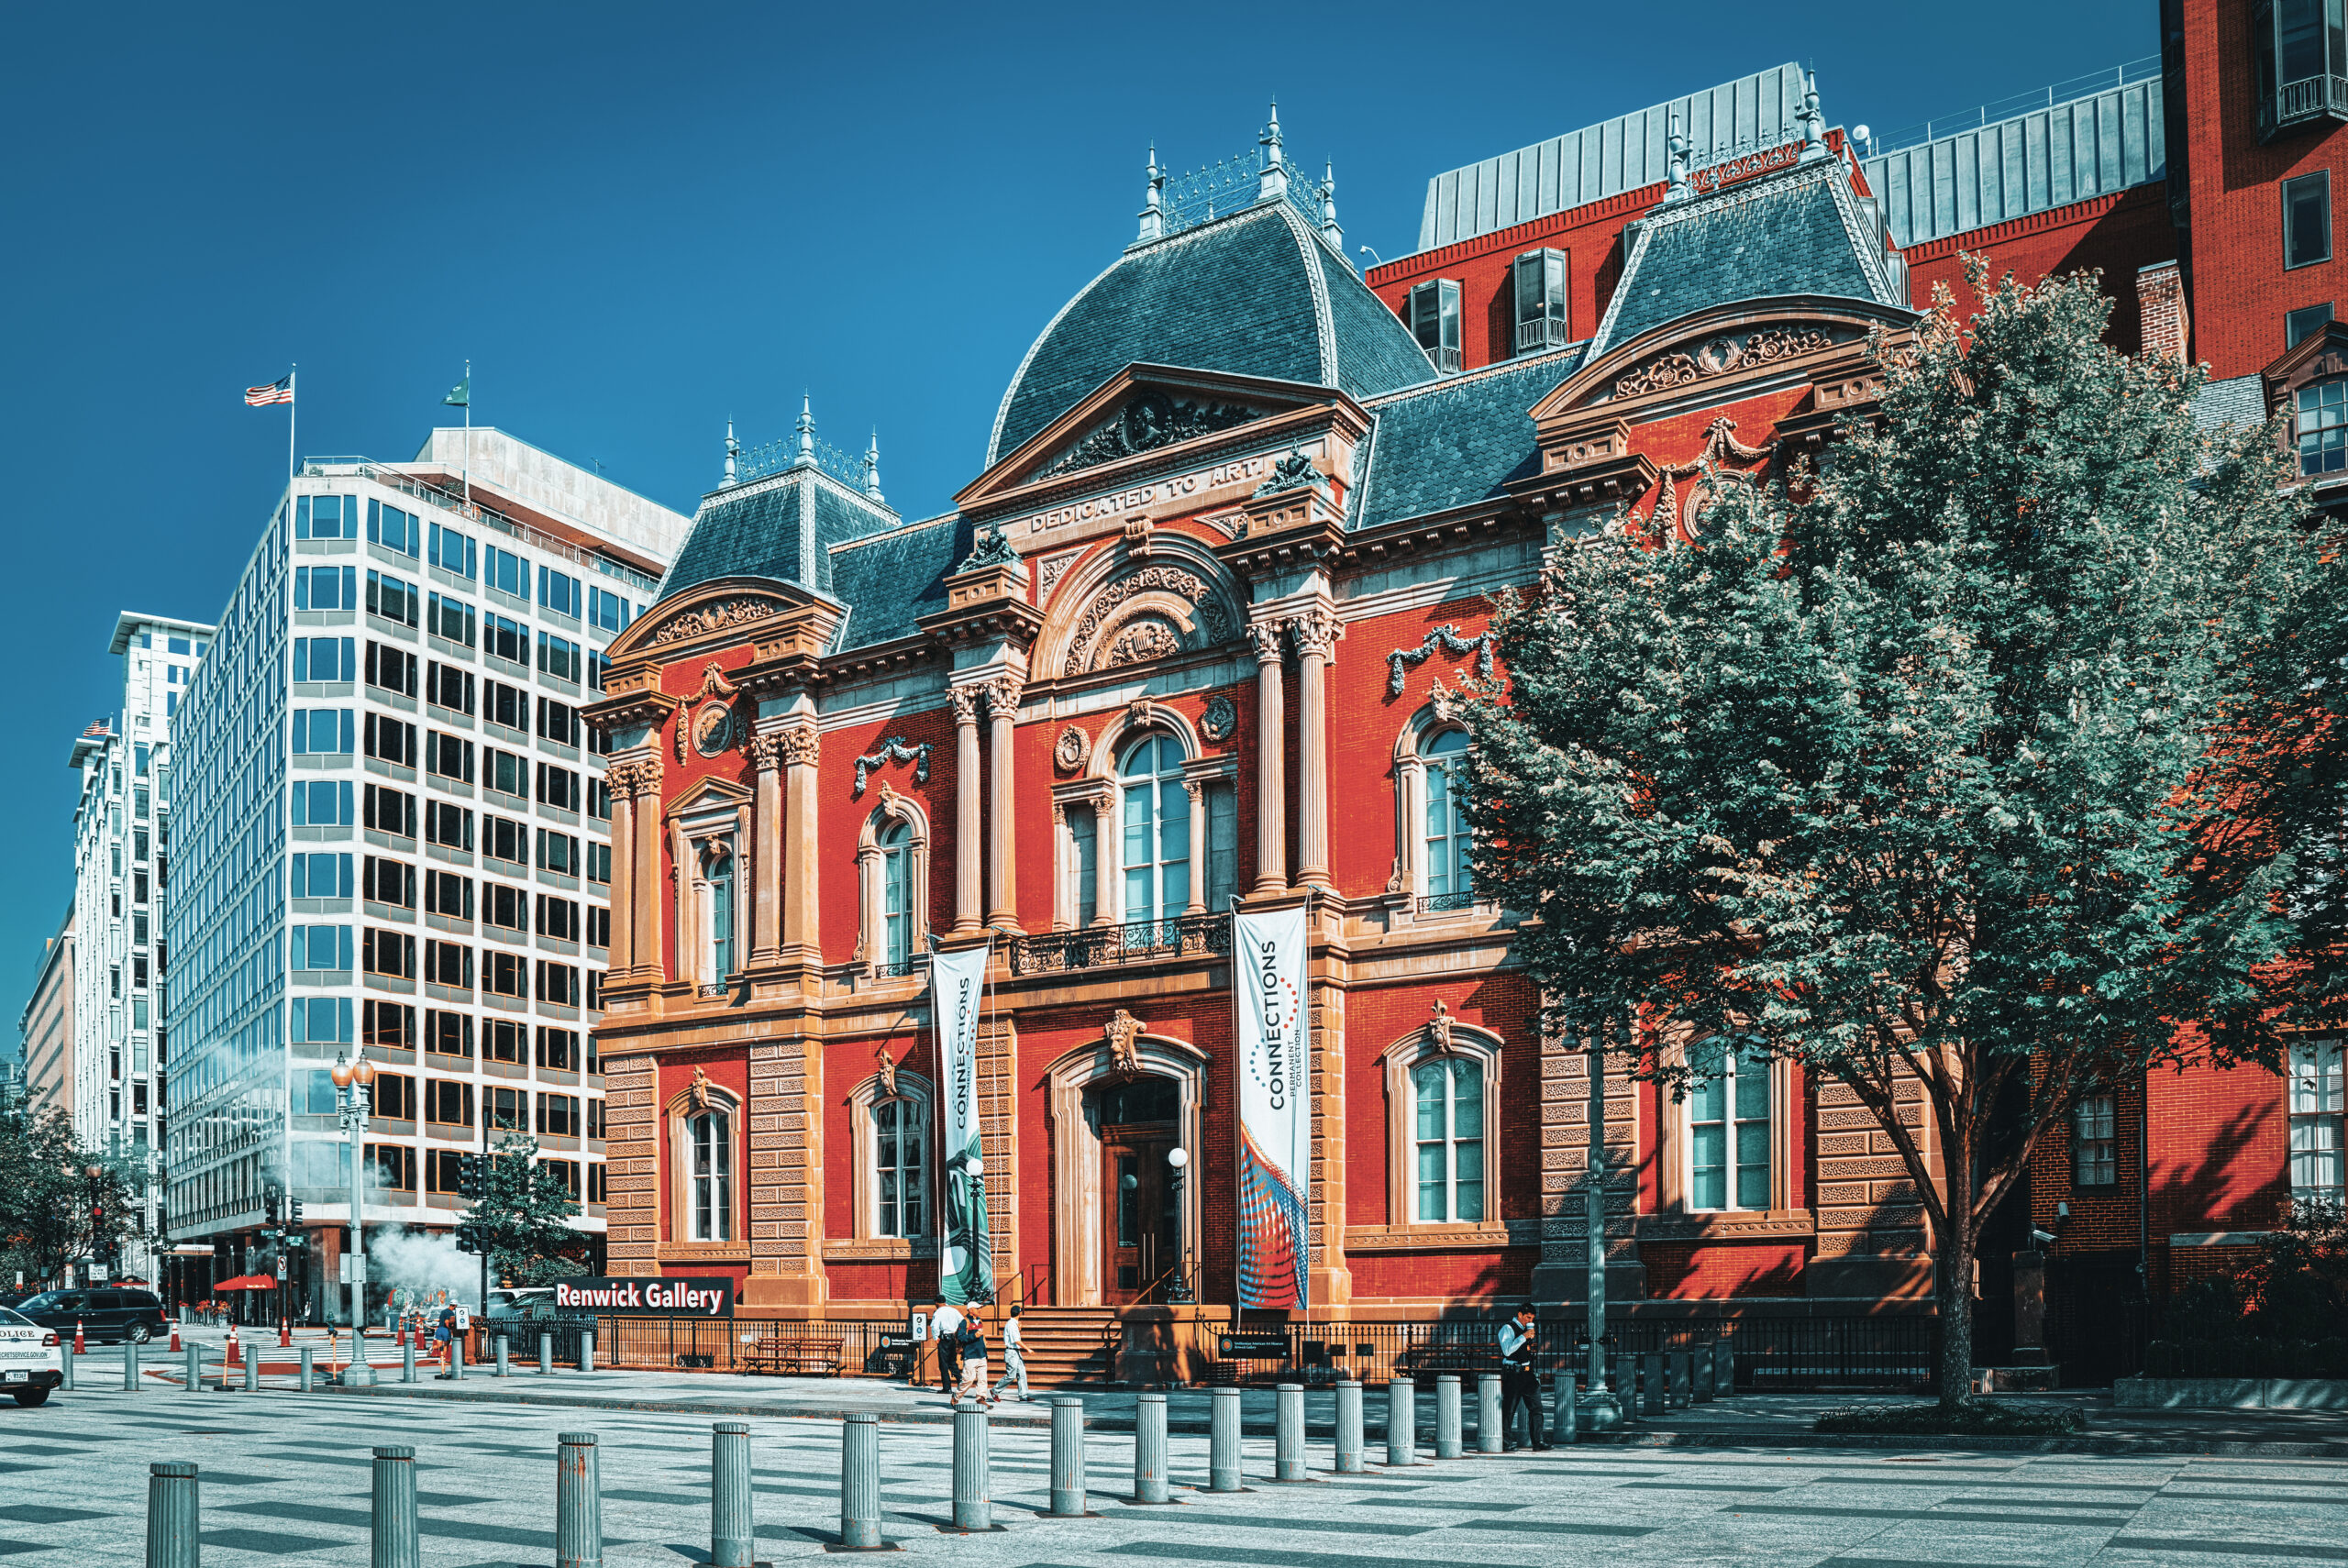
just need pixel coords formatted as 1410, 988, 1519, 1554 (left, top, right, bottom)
586, 6, 2347, 1383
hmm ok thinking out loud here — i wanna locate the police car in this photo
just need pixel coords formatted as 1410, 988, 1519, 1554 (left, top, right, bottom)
0, 1307, 65, 1408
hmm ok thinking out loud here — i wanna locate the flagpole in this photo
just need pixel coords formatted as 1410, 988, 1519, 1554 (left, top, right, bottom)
462, 358, 471, 506
286, 365, 297, 485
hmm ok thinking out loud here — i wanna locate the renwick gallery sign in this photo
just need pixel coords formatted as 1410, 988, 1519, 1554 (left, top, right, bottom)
552, 1276, 735, 1317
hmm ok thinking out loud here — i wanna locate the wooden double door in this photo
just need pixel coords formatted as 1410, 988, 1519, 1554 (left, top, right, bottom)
1103, 1128, 1180, 1304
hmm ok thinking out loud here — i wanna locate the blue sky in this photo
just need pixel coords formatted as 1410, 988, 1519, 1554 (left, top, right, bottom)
0, 1, 2155, 1044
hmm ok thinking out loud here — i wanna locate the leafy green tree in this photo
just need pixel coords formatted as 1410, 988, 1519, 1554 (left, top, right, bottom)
0, 1103, 148, 1282
1463, 264, 2342, 1406
469, 1131, 586, 1286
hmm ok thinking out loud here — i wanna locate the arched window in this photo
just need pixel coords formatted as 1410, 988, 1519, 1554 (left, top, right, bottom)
1423, 729, 1472, 902
874, 1095, 927, 1238
685, 1105, 733, 1241
1689, 1039, 1770, 1211
1412, 1055, 1485, 1221
705, 846, 736, 981
879, 822, 914, 972
1120, 734, 1191, 923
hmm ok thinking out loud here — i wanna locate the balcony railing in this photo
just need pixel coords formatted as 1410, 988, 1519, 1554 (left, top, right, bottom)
2263, 72, 2348, 141
1008, 911, 1231, 977
1416, 890, 1479, 914
1516, 316, 1572, 354
1426, 344, 1463, 374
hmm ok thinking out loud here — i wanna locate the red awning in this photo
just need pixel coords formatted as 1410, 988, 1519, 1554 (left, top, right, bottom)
211, 1274, 279, 1291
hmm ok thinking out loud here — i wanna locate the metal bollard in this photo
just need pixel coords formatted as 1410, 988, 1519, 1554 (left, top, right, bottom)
1434, 1375, 1463, 1459
124, 1338, 140, 1393
1133, 1391, 1169, 1503
1335, 1380, 1364, 1474
1478, 1374, 1503, 1454
1611, 1353, 1635, 1419
450, 1339, 464, 1382
372, 1445, 418, 1568
840, 1412, 885, 1548
951, 1401, 991, 1529
580, 1330, 595, 1375
1672, 1350, 1694, 1409
556, 1432, 603, 1568
300, 1346, 315, 1393
1209, 1386, 1242, 1492
402, 1338, 415, 1384
496, 1336, 510, 1378
1553, 1368, 1578, 1444
1274, 1383, 1307, 1481
540, 1332, 554, 1375
1047, 1397, 1088, 1517
1385, 1378, 1416, 1466
183, 1344, 201, 1394
59, 1343, 72, 1391
1695, 1342, 1715, 1403
711, 1421, 752, 1568
1714, 1337, 1734, 1397
147, 1460, 200, 1568
1640, 1353, 1663, 1417
244, 1350, 259, 1393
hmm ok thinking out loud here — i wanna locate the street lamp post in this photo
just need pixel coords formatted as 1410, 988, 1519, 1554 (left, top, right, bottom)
1163, 1147, 1193, 1303
83, 1165, 104, 1286
331, 1053, 377, 1386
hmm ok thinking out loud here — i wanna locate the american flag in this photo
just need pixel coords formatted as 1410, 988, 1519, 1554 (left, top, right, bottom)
245, 373, 294, 406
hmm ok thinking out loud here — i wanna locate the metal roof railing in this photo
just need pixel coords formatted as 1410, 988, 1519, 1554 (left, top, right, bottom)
1870, 56, 2162, 157
300, 458, 661, 595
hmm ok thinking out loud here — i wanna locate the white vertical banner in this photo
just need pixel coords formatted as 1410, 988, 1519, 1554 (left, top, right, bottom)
1234, 903, 1311, 1309
930, 939, 993, 1305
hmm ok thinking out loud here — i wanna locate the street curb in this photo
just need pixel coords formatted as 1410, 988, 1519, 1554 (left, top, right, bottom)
320, 1383, 2348, 1457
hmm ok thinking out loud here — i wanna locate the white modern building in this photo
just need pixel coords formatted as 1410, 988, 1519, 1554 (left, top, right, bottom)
59, 613, 214, 1285
164, 428, 688, 1320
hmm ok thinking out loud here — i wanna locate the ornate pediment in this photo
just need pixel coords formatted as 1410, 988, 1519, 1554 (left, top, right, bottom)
1533, 298, 1914, 424
1034, 388, 1268, 480
1610, 324, 1843, 400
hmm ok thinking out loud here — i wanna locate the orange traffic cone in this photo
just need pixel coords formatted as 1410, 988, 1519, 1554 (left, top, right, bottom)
226, 1324, 240, 1367
168, 1321, 181, 1353
72, 1319, 84, 1355
278, 1320, 291, 1348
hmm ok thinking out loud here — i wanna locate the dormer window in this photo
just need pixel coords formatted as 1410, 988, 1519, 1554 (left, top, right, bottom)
2257, 0, 2348, 141
1512, 249, 1569, 354
2298, 378, 2348, 476
1410, 279, 1463, 373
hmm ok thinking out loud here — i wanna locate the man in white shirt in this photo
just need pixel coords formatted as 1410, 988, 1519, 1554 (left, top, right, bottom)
930, 1297, 964, 1397
1497, 1306, 1550, 1450
992, 1305, 1028, 1401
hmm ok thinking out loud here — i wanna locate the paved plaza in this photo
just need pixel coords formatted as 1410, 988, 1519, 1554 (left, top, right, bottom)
4, 1371, 2348, 1566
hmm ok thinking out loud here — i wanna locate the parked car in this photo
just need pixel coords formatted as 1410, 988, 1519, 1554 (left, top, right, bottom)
0, 1308, 65, 1407
11, 1287, 169, 1345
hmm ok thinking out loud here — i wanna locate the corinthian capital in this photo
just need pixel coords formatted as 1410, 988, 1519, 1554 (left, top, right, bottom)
984, 675, 1024, 717
1288, 608, 1342, 660
780, 723, 821, 769
747, 732, 783, 772
1247, 620, 1288, 661
950, 685, 984, 727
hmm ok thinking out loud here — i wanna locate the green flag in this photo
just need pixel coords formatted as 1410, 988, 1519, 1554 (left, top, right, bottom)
444, 375, 470, 408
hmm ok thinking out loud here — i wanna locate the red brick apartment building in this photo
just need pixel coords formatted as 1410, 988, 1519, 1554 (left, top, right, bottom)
580, 0, 2348, 1384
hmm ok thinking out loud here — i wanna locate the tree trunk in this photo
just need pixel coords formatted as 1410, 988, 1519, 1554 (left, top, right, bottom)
1935, 1216, 1977, 1409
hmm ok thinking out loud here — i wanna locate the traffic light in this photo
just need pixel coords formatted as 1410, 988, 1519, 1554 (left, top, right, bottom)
453, 1222, 482, 1255
457, 1154, 485, 1202
287, 1199, 304, 1226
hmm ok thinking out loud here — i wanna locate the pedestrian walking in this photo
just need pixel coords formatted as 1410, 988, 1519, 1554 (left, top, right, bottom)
1497, 1306, 1549, 1451
952, 1318, 991, 1407
991, 1305, 1028, 1402
931, 1297, 964, 1398
432, 1304, 457, 1376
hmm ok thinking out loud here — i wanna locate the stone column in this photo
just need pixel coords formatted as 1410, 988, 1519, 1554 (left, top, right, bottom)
1050, 803, 1071, 932
1183, 780, 1207, 915
985, 676, 1023, 932
1393, 756, 1425, 900
1091, 790, 1118, 928
1248, 621, 1288, 897
749, 734, 783, 966
1290, 609, 1337, 890
605, 765, 637, 974
781, 723, 821, 960
951, 686, 983, 935
631, 765, 663, 980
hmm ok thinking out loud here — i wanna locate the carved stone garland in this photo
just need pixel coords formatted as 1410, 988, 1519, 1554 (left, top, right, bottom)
649, 598, 780, 646
1643, 416, 1777, 544
1201, 695, 1237, 743
1613, 326, 1835, 400
850, 737, 934, 797
1062, 564, 1233, 676
1387, 624, 1496, 698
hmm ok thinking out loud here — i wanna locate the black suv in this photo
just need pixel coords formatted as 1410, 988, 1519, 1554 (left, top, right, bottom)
13, 1288, 169, 1345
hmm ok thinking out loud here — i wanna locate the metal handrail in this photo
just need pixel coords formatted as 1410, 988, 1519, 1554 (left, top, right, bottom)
1871, 54, 2162, 155
302, 458, 660, 595
1007, 911, 1231, 977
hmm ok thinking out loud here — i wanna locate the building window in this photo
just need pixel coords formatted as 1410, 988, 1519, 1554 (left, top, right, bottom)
2289, 302, 2335, 348
874, 1096, 927, 1238
2298, 379, 2348, 475
2289, 1039, 2344, 1204
1412, 1055, 1484, 1221
705, 846, 736, 979
1513, 248, 1569, 353
2286, 170, 2333, 269
2257, 0, 2348, 141
1409, 277, 1463, 372
685, 1104, 733, 1242
1120, 735, 1190, 922
1423, 728, 1472, 904
1689, 1038, 1771, 1211
2074, 1093, 2120, 1186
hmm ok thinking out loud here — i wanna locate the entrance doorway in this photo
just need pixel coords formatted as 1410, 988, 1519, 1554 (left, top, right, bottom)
1088, 1076, 1180, 1303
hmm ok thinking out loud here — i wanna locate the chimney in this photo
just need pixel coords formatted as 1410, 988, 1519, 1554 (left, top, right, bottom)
2137, 259, 2190, 365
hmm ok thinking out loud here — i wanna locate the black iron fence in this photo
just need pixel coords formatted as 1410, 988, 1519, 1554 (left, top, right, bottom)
1206, 1315, 1937, 1393
1008, 912, 1230, 976
590, 1317, 912, 1375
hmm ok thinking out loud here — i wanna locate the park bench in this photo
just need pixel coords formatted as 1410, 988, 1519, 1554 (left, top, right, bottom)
739, 1329, 845, 1376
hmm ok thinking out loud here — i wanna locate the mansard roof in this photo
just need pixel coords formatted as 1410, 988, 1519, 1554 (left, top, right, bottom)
659, 465, 902, 606
1351, 348, 1585, 530
987, 198, 1437, 468
1589, 157, 1903, 355
824, 511, 972, 652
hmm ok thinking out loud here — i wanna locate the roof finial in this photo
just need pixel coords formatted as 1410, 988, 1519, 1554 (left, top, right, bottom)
1136, 143, 1165, 244
1663, 112, 1691, 204
863, 429, 884, 502
721, 417, 739, 489
1256, 99, 1288, 204
1318, 159, 1344, 257
1799, 69, 1827, 162
794, 392, 814, 467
